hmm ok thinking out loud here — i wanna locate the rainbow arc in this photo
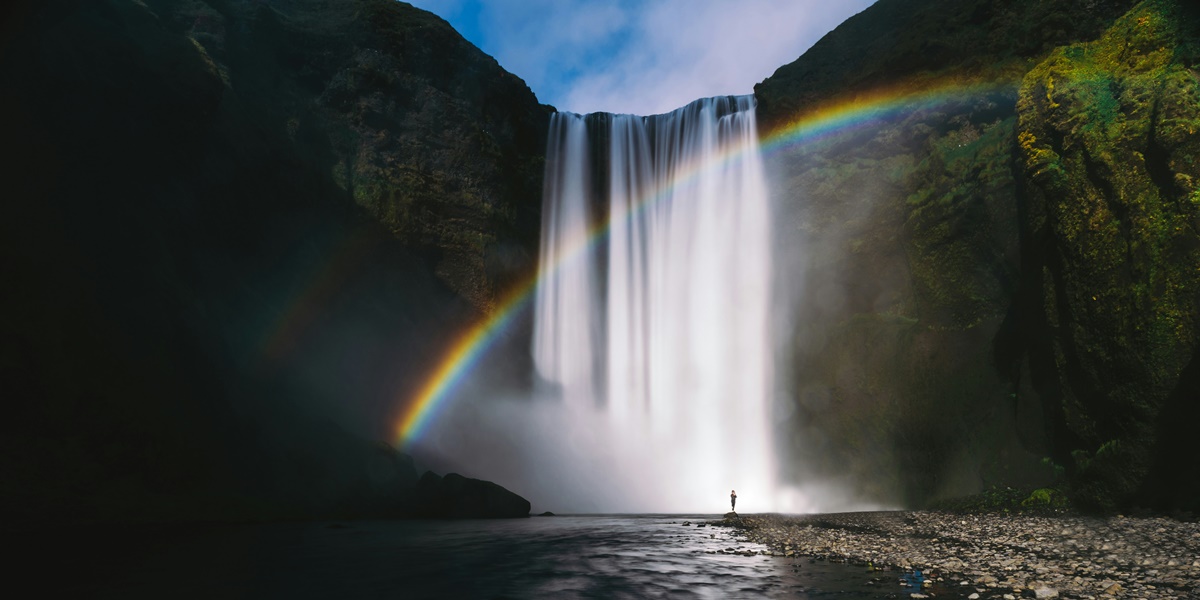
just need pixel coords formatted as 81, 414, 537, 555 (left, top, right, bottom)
379, 79, 1016, 447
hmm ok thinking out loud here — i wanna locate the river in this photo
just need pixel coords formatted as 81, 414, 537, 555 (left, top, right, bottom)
47, 514, 960, 598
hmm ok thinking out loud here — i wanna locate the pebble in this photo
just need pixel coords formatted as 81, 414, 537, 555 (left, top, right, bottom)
714, 512, 1200, 600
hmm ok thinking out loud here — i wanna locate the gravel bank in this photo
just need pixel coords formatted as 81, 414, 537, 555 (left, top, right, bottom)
715, 512, 1200, 599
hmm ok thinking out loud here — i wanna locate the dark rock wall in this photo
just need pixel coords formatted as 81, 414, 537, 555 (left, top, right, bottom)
414, 471, 531, 518
143, 0, 551, 310
0, 0, 545, 525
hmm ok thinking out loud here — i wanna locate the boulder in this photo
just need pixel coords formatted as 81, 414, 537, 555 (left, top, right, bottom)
414, 471, 530, 518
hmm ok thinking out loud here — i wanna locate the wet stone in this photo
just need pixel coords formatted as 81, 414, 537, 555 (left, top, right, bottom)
709, 512, 1200, 600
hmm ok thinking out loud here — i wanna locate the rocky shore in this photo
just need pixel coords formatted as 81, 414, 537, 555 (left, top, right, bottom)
714, 512, 1199, 599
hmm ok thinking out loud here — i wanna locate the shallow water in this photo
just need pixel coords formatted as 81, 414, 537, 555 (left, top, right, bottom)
45, 515, 960, 598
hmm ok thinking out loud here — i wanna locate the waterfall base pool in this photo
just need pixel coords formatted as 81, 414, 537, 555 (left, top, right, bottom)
40, 515, 970, 598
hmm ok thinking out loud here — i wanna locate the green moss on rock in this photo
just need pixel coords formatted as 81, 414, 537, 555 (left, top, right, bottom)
1016, 0, 1200, 511
763, 0, 1199, 511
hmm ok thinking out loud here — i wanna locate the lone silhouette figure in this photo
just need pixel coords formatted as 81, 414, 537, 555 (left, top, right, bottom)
730, 489, 737, 511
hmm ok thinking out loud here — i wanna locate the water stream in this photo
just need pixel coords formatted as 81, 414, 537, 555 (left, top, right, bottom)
42, 516, 940, 598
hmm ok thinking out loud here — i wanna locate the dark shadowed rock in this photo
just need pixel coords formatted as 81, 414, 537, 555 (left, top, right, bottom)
414, 471, 531, 518
1014, 0, 1200, 512
0, 0, 547, 526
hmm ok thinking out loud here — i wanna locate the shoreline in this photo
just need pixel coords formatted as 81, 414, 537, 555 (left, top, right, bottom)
714, 511, 1199, 599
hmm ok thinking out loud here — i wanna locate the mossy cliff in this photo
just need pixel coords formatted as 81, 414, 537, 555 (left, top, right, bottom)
1014, 0, 1200, 511
0, 0, 546, 524
757, 0, 1199, 511
756, 0, 1139, 132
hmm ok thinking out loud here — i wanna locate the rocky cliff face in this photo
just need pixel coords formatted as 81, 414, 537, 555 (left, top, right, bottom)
0, 0, 545, 524
1014, 0, 1200, 511
756, 0, 1139, 131
146, 0, 551, 310
756, 0, 1199, 511
5, 0, 1195, 521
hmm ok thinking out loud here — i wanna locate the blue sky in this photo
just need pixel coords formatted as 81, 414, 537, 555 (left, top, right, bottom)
404, 0, 877, 115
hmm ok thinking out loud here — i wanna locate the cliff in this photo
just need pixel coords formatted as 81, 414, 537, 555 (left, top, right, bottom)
3, 0, 1196, 520
756, 0, 1199, 511
0, 0, 545, 524
1014, 0, 1200, 510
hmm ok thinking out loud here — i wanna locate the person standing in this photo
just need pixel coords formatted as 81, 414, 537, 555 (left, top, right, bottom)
730, 489, 737, 512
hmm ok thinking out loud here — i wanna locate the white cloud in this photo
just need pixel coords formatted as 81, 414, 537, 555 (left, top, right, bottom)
407, 0, 876, 115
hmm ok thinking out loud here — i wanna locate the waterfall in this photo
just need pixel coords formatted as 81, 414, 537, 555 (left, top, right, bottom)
533, 96, 777, 512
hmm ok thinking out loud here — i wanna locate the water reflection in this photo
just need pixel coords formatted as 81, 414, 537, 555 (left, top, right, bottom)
49, 515, 968, 598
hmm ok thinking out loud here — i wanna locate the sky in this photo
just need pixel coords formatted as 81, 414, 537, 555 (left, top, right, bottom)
404, 0, 877, 116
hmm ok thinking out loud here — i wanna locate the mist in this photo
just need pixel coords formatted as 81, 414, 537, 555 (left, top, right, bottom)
405, 97, 895, 515
409, 384, 893, 514
755, 89, 1049, 508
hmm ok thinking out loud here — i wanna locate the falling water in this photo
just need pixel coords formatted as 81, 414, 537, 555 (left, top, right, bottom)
533, 96, 777, 512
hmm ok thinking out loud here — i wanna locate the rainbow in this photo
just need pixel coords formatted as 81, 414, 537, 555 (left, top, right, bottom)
385, 78, 1017, 448
260, 229, 378, 366
758, 78, 1014, 157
